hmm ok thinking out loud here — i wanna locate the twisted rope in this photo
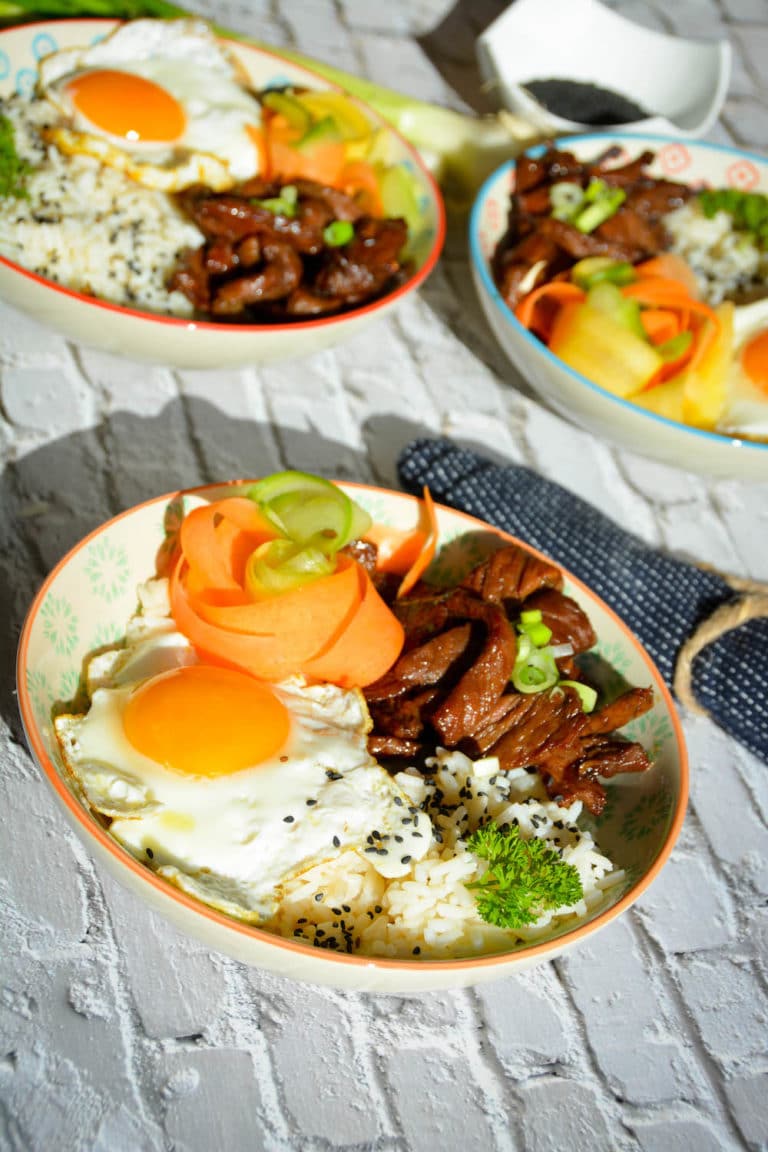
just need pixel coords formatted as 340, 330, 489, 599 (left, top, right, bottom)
674, 568, 768, 715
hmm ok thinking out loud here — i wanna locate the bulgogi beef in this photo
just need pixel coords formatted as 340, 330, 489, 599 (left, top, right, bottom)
170, 178, 410, 321
493, 146, 693, 311
365, 541, 653, 815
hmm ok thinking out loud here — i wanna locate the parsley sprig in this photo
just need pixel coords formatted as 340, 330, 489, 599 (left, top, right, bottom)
0, 114, 30, 200
465, 823, 583, 930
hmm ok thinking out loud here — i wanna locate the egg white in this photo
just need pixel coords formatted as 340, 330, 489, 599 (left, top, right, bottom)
719, 297, 768, 440
37, 19, 264, 191
55, 579, 431, 923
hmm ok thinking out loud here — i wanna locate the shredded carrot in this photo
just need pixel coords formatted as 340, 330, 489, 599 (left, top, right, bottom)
302, 566, 405, 687
246, 124, 268, 175
363, 523, 426, 574
515, 282, 586, 341
634, 253, 700, 297
640, 308, 680, 345
170, 496, 407, 687
170, 558, 302, 682
397, 486, 438, 599
338, 159, 383, 216
266, 121, 347, 186
192, 555, 361, 638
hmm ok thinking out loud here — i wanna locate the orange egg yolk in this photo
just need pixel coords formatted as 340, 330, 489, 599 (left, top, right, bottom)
742, 327, 768, 395
123, 665, 290, 777
65, 69, 186, 144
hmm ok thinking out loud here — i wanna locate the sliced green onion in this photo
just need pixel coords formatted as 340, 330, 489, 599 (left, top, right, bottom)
571, 257, 636, 290
573, 183, 626, 233
550, 181, 584, 221
523, 620, 552, 648
512, 647, 559, 695
558, 680, 598, 713
323, 219, 354, 247
515, 633, 532, 665
253, 183, 298, 218
516, 608, 552, 647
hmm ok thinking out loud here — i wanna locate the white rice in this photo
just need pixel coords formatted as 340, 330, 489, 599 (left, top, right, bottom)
0, 93, 203, 314
666, 200, 768, 306
265, 747, 621, 960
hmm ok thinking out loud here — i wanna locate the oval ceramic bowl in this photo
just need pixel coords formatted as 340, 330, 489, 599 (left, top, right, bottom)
470, 134, 768, 480
17, 481, 687, 992
0, 20, 444, 368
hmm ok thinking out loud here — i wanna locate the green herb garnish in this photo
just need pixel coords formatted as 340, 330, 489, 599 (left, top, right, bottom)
698, 188, 768, 249
0, 113, 30, 200
323, 219, 354, 247
465, 823, 583, 929
252, 183, 298, 218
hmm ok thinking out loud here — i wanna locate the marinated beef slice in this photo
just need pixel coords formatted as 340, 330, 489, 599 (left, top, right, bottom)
493, 146, 692, 310
365, 542, 653, 814
170, 179, 410, 321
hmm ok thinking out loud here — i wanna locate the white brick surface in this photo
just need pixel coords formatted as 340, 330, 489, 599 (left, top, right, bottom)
1, 3, 767, 1151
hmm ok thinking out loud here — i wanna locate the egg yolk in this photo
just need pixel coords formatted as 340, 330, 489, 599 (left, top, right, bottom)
742, 328, 768, 394
123, 665, 290, 776
65, 69, 186, 144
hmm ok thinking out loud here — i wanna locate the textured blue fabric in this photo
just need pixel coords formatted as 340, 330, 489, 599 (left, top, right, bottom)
398, 438, 768, 764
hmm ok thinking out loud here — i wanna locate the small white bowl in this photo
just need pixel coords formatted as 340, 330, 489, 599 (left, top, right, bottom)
17, 480, 687, 992
477, 0, 730, 138
0, 20, 444, 368
470, 134, 768, 480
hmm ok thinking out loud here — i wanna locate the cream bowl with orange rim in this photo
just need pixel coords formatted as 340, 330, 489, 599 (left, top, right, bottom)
470, 134, 768, 480
17, 481, 687, 992
0, 19, 444, 368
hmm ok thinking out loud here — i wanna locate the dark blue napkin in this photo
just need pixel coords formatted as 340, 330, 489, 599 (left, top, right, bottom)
398, 438, 768, 764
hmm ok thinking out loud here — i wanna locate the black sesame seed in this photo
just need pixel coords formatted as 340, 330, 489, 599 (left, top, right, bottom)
146, 848, 154, 859
412, 832, 423, 838
394, 835, 404, 843
306, 798, 318, 806
283, 815, 295, 823
365, 847, 377, 854
333, 835, 340, 848
326, 770, 342, 781
401, 855, 412, 864
374, 905, 382, 914
412, 946, 421, 956
342, 904, 351, 913
332, 907, 341, 915
394, 796, 403, 806
314, 893, 324, 902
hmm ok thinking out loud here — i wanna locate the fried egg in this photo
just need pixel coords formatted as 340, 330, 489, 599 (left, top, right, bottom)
55, 580, 431, 923
37, 19, 264, 191
719, 297, 768, 440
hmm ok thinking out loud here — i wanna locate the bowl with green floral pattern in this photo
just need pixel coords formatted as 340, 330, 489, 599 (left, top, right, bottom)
17, 480, 687, 992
